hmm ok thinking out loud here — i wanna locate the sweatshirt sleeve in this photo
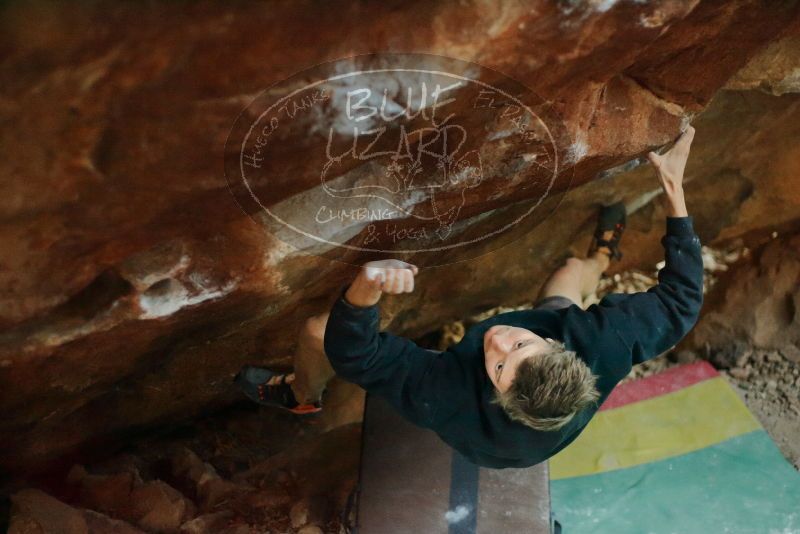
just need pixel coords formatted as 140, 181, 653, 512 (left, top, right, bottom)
322, 286, 445, 428
565, 216, 704, 370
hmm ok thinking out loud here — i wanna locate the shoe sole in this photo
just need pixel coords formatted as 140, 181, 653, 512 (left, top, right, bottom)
234, 370, 322, 415
590, 203, 626, 260
289, 404, 323, 415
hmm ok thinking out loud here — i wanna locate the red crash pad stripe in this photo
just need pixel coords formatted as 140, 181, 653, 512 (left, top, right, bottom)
599, 360, 718, 411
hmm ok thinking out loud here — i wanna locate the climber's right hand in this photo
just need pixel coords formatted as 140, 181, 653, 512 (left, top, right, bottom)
344, 259, 418, 307
647, 125, 694, 197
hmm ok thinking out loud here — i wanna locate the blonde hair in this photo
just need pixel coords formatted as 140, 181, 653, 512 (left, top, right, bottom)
490, 340, 601, 431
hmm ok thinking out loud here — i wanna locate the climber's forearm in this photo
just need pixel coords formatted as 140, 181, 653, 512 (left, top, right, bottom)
664, 187, 688, 218
345, 278, 383, 308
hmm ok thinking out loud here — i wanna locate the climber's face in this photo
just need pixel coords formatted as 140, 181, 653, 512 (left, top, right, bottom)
484, 325, 555, 393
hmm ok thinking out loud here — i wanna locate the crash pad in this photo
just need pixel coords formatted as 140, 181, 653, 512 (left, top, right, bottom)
354, 393, 553, 534
549, 360, 800, 533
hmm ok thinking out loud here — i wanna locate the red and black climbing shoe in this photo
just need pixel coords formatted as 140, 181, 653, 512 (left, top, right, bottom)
589, 201, 626, 261
234, 365, 322, 415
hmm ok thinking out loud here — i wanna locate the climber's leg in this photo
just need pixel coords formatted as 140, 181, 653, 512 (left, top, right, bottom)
536, 204, 624, 308
233, 312, 332, 414
578, 252, 611, 298
536, 257, 583, 307
536, 249, 611, 308
289, 312, 335, 405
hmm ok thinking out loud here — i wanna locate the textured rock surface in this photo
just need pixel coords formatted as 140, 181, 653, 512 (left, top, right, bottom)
8, 488, 148, 534
688, 232, 800, 353
1, 0, 800, 478
8, 489, 89, 534
6, 421, 361, 533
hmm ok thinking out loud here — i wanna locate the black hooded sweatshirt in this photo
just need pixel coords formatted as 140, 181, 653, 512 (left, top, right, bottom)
323, 216, 704, 469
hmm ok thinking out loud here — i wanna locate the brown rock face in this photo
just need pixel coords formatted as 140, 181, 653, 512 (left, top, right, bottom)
689, 232, 800, 353
8, 489, 89, 534
8, 488, 148, 534
1, 0, 800, 478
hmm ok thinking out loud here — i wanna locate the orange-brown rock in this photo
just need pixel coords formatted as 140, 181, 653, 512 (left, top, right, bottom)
8, 488, 147, 534
129, 481, 197, 533
178, 512, 234, 534
8, 489, 89, 534
67, 466, 138, 520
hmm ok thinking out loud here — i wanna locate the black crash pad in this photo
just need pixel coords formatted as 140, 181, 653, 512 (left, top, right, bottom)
354, 393, 553, 534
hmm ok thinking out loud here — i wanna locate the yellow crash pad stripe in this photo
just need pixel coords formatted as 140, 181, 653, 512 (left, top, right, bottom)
550, 377, 762, 480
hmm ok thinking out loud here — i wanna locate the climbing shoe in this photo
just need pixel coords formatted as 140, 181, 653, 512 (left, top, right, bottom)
234, 365, 322, 415
589, 201, 626, 261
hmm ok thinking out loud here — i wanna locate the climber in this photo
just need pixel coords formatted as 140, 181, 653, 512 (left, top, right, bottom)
235, 125, 703, 469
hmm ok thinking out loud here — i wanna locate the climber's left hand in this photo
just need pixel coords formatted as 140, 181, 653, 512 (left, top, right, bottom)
345, 259, 418, 307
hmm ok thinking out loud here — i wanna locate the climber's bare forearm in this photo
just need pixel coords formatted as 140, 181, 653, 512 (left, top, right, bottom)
664, 187, 688, 218
345, 279, 384, 308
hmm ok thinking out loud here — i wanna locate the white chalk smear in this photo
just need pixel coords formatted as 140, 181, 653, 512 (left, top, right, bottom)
445, 504, 471, 524
139, 278, 237, 319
